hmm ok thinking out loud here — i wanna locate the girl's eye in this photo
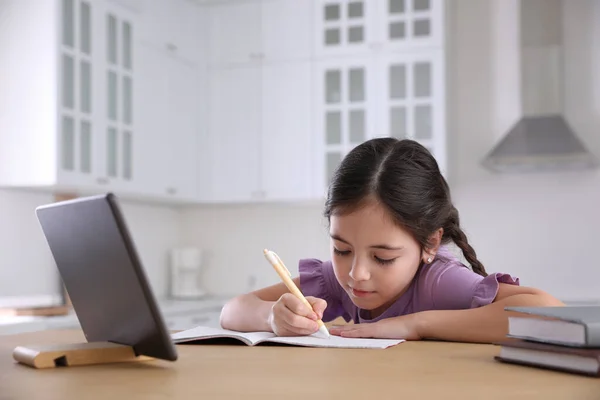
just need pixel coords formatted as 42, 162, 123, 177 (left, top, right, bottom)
333, 248, 351, 256
374, 256, 397, 266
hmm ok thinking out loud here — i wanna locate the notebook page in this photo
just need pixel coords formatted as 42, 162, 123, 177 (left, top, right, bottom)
266, 334, 404, 349
171, 326, 276, 345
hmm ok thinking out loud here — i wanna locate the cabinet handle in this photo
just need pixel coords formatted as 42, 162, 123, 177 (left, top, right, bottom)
166, 42, 178, 53
97, 177, 109, 184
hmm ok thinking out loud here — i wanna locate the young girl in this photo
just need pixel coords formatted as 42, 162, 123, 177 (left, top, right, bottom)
220, 138, 563, 343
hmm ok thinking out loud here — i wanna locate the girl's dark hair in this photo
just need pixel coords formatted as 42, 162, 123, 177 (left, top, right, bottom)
324, 138, 487, 277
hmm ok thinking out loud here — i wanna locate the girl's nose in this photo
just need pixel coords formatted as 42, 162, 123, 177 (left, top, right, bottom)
349, 259, 370, 281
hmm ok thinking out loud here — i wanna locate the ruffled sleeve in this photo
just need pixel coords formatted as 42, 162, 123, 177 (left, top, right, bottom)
470, 272, 520, 308
298, 259, 349, 322
415, 259, 520, 311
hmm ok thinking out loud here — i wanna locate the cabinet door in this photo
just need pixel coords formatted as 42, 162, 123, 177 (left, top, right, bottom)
378, 50, 446, 174
164, 58, 199, 200
137, 0, 203, 65
313, 57, 378, 196
313, 0, 376, 58
132, 43, 171, 198
56, 0, 99, 188
375, 0, 445, 52
101, 6, 137, 192
208, 66, 261, 202
261, 62, 312, 201
261, 0, 312, 63
208, 2, 262, 68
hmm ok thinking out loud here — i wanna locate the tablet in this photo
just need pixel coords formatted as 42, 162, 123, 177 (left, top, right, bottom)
35, 193, 177, 361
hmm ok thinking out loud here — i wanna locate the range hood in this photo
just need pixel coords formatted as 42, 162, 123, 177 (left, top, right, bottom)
482, 0, 598, 173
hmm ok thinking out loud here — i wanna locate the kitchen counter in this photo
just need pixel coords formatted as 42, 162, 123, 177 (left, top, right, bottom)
0, 295, 231, 336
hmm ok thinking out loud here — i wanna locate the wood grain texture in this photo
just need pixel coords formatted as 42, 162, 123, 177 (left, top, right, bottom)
1, 330, 599, 400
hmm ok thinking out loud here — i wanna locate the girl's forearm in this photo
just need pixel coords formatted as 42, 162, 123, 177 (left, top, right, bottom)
417, 293, 564, 343
219, 294, 275, 332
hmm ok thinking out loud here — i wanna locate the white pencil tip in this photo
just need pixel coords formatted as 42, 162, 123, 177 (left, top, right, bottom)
317, 325, 331, 339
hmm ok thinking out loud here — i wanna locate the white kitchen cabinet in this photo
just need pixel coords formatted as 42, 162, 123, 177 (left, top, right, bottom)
0, 0, 142, 196
261, 62, 313, 201
208, 60, 313, 203
207, 0, 312, 68
135, 0, 203, 65
208, 66, 262, 202
312, 56, 379, 194
313, 50, 446, 193
133, 44, 200, 201
313, 0, 444, 58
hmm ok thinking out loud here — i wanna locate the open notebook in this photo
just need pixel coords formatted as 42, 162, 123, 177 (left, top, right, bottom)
171, 326, 404, 349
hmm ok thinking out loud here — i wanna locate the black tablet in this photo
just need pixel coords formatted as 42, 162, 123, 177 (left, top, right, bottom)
35, 193, 178, 361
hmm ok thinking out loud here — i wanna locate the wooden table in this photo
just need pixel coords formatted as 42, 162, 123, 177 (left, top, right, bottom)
1, 330, 598, 399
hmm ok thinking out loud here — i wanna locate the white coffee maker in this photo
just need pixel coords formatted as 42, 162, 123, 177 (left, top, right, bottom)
169, 247, 206, 299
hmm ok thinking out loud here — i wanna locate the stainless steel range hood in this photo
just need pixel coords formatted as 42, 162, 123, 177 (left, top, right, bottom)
482, 0, 598, 173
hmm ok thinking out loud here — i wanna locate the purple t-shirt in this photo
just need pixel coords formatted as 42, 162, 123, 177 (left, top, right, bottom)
298, 246, 520, 324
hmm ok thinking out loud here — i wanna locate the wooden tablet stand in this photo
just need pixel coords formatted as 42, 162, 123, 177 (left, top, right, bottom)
13, 342, 153, 369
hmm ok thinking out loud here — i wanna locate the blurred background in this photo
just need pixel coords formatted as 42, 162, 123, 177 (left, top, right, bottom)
1, 0, 599, 333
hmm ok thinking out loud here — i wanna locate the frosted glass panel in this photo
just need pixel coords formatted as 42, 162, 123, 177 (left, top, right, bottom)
62, 0, 74, 47
62, 116, 75, 170
108, 71, 117, 120
123, 76, 132, 124
348, 26, 364, 43
325, 29, 341, 45
123, 22, 132, 69
349, 110, 365, 143
414, 0, 430, 11
326, 152, 342, 186
108, 14, 117, 64
348, 2, 364, 18
390, 107, 406, 139
325, 4, 340, 20
349, 68, 364, 102
390, 65, 406, 99
414, 62, 431, 97
62, 54, 74, 109
107, 127, 117, 177
123, 131, 132, 179
325, 70, 341, 104
80, 121, 91, 173
80, 61, 91, 113
326, 112, 342, 145
414, 19, 430, 37
415, 105, 432, 139
389, 0, 405, 14
389, 21, 405, 39
80, 2, 91, 54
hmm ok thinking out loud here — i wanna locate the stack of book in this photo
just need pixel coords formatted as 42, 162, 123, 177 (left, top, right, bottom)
495, 306, 600, 377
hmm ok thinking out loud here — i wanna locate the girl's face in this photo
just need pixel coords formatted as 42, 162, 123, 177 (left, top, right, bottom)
329, 200, 426, 318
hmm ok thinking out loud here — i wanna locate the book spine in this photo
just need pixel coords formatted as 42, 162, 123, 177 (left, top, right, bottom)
586, 322, 600, 347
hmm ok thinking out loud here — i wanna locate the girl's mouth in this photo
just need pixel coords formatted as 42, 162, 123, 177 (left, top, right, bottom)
351, 288, 374, 298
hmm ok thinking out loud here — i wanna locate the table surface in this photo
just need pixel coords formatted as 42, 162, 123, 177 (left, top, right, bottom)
1, 330, 599, 400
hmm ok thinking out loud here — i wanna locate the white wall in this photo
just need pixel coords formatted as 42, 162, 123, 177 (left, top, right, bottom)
179, 203, 330, 295
0, 189, 181, 300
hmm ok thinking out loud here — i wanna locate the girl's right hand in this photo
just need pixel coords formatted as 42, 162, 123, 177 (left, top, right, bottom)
268, 293, 327, 336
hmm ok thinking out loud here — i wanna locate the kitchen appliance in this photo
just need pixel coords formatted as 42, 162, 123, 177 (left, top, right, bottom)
483, 0, 598, 173
169, 247, 206, 299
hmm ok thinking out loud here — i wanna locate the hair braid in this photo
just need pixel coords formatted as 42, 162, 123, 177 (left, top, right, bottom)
445, 207, 487, 277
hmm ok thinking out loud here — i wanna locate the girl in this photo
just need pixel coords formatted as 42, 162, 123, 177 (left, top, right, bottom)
220, 138, 563, 343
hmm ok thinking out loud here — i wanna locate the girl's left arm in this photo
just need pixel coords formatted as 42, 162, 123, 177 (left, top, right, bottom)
329, 284, 564, 343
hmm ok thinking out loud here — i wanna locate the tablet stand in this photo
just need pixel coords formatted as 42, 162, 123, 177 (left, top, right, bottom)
13, 342, 153, 369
